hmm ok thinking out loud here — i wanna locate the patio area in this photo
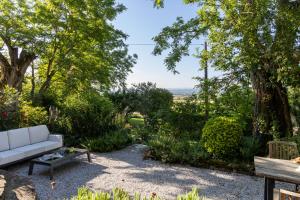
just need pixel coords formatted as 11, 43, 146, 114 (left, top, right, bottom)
7, 144, 293, 200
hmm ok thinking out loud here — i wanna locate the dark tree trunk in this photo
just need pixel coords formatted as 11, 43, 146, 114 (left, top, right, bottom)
251, 69, 292, 137
0, 35, 36, 91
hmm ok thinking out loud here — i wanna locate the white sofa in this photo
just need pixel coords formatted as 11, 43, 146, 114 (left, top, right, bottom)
0, 125, 63, 167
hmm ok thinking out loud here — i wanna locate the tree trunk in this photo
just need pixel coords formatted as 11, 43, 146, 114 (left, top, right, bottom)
0, 45, 36, 92
251, 69, 292, 137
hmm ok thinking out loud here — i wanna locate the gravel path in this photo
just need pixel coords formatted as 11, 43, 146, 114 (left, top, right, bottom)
8, 144, 293, 200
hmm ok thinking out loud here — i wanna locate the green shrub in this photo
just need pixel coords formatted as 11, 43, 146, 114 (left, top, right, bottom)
83, 129, 132, 152
130, 126, 152, 143
166, 98, 206, 138
148, 134, 210, 164
71, 187, 205, 200
62, 92, 115, 136
202, 116, 243, 159
239, 136, 260, 161
177, 188, 206, 200
0, 86, 20, 130
19, 102, 49, 127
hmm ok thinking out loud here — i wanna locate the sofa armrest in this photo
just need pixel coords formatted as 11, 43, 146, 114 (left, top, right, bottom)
48, 134, 63, 146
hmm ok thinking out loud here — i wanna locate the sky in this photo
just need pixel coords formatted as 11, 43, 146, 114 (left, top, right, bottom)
113, 0, 207, 89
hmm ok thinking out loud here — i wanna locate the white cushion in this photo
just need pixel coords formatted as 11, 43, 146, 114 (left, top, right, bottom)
14, 143, 47, 157
0, 131, 9, 152
14, 141, 62, 156
0, 150, 24, 166
8, 128, 30, 149
28, 125, 50, 144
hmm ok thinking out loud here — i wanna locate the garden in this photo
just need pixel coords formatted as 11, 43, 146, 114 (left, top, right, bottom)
0, 0, 300, 199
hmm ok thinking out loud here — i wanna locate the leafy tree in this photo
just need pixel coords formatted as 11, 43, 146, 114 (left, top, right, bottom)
109, 82, 173, 127
0, 0, 137, 97
133, 82, 173, 121
152, 0, 300, 137
0, 0, 38, 91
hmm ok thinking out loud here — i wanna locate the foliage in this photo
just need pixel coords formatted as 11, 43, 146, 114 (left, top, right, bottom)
109, 82, 173, 128
83, 129, 132, 152
19, 102, 49, 127
148, 134, 210, 164
62, 91, 115, 137
130, 126, 153, 144
132, 82, 173, 120
177, 188, 206, 200
0, 0, 136, 93
239, 136, 260, 161
196, 82, 254, 135
0, 87, 48, 129
71, 187, 111, 200
0, 86, 20, 130
71, 187, 205, 200
161, 96, 206, 139
289, 87, 300, 130
152, 0, 300, 136
202, 117, 243, 159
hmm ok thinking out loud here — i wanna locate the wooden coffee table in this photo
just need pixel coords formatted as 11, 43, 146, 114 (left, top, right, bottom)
28, 147, 91, 180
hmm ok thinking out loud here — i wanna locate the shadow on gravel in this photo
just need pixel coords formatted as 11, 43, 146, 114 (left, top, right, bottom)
93, 145, 263, 200
7, 159, 107, 199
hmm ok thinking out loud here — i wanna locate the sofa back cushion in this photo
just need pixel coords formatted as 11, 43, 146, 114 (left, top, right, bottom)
8, 128, 31, 149
0, 131, 9, 152
28, 125, 50, 144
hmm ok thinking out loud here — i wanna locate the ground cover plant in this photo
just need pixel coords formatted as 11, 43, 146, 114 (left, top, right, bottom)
71, 187, 206, 200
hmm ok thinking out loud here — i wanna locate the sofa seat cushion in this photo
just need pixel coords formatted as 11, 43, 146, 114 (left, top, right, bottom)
0, 150, 24, 166
28, 125, 50, 144
8, 128, 30, 149
0, 131, 9, 152
14, 141, 62, 157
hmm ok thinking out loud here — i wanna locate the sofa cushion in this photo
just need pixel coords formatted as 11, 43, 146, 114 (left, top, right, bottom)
0, 131, 9, 152
14, 143, 46, 157
0, 150, 24, 166
28, 125, 50, 144
14, 141, 61, 157
8, 128, 30, 149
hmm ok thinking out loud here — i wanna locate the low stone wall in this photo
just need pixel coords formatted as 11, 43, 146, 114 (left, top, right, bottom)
0, 169, 37, 200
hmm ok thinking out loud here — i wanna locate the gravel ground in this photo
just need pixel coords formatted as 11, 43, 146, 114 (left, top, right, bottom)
8, 144, 293, 200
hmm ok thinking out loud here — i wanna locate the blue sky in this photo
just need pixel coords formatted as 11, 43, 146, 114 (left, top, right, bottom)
113, 0, 206, 88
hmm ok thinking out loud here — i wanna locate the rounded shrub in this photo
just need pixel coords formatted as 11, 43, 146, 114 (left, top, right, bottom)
202, 116, 243, 159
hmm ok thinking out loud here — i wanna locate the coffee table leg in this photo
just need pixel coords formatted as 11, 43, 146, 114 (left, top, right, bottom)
49, 166, 54, 180
28, 162, 34, 176
87, 151, 91, 162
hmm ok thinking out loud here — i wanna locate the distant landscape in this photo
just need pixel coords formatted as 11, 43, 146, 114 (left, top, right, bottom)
167, 88, 198, 96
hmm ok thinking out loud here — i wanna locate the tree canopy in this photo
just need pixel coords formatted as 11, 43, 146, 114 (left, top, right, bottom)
152, 0, 300, 136
0, 0, 137, 96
